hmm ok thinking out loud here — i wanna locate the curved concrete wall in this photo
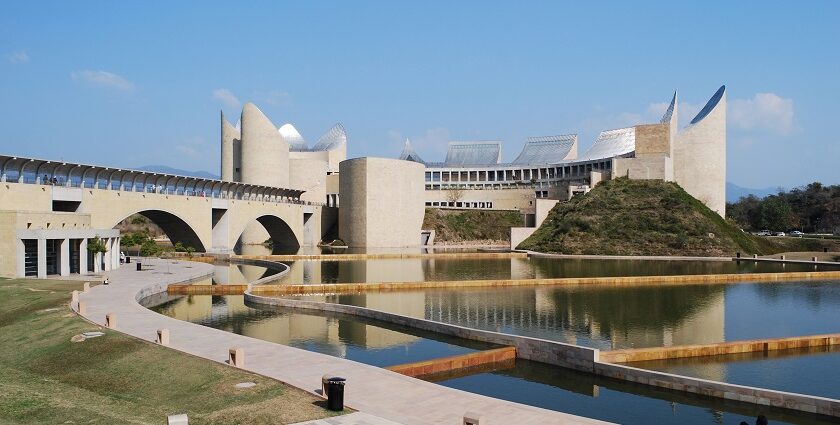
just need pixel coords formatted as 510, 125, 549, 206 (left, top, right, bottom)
220, 112, 240, 182
240, 103, 289, 187
674, 88, 727, 217
339, 157, 425, 247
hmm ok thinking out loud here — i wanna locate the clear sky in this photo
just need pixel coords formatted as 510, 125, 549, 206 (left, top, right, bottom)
1, 1, 838, 188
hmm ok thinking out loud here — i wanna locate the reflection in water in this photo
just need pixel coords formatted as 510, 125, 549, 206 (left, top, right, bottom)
147, 293, 492, 367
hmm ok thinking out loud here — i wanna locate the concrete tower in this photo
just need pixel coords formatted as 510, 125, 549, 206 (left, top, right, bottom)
220, 111, 241, 182
240, 102, 289, 187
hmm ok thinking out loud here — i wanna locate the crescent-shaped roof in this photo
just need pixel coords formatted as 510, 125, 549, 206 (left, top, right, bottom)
689, 85, 726, 125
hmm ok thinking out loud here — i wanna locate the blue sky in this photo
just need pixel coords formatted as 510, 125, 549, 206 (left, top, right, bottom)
1, 1, 838, 188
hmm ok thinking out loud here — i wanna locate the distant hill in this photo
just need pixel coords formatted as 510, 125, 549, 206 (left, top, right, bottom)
518, 178, 812, 256
135, 165, 219, 180
726, 182, 778, 203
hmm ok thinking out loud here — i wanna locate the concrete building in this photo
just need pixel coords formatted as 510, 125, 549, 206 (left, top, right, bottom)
339, 158, 425, 248
401, 86, 727, 218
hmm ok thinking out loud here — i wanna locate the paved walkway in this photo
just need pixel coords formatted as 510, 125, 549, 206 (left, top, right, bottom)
75, 259, 610, 425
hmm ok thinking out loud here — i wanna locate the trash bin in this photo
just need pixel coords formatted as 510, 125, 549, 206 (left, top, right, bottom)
126, 256, 131, 263
325, 377, 346, 411
136, 262, 142, 271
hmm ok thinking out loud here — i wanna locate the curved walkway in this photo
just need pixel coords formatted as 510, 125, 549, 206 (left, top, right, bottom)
74, 259, 609, 425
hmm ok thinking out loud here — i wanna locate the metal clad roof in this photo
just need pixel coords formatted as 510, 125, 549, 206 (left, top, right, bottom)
398, 139, 425, 164
312, 123, 347, 151
444, 142, 501, 166
577, 127, 636, 161
690, 85, 726, 125
511, 134, 577, 165
279, 123, 308, 151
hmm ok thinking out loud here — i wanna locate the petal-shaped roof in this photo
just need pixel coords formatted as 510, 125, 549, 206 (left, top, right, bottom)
398, 139, 425, 164
661, 92, 677, 124
577, 127, 636, 161
312, 123, 347, 151
279, 123, 308, 151
444, 142, 501, 166
511, 134, 577, 165
689, 85, 726, 125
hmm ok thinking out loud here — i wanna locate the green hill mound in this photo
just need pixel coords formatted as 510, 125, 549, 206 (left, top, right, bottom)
518, 178, 774, 256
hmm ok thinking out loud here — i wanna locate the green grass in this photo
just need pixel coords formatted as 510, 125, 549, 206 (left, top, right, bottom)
518, 178, 840, 256
0, 278, 340, 424
423, 208, 523, 243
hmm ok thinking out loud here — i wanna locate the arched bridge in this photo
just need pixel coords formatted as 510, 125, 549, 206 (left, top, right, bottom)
0, 155, 334, 255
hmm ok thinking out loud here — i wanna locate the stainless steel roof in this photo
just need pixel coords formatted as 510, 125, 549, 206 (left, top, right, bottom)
444, 142, 502, 166
398, 139, 425, 164
311, 123, 347, 152
279, 123, 308, 151
511, 134, 577, 165
577, 127, 636, 161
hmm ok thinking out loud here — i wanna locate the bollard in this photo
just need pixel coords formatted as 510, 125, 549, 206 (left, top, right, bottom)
229, 347, 244, 367
77, 300, 86, 315
167, 414, 188, 425
136, 262, 142, 271
157, 328, 170, 346
82, 282, 90, 292
106, 313, 117, 329
463, 412, 484, 425
71, 290, 79, 304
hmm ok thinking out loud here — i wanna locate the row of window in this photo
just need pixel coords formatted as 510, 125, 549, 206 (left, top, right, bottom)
424, 160, 612, 183
425, 201, 494, 209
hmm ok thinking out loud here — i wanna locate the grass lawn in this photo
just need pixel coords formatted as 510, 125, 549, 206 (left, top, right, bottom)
0, 278, 341, 424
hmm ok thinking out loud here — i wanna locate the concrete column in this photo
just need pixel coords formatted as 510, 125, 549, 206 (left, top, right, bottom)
79, 238, 89, 276
60, 238, 70, 276
103, 238, 112, 271
93, 252, 101, 274
37, 238, 46, 279
15, 239, 25, 278
114, 237, 120, 267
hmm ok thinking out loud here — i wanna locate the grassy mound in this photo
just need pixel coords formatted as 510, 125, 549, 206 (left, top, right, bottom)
518, 178, 780, 256
424, 208, 522, 244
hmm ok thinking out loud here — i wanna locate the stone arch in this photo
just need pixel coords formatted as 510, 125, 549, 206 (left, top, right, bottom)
114, 209, 207, 252
236, 214, 300, 253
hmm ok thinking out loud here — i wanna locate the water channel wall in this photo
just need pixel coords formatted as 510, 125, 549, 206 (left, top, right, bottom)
600, 334, 840, 363
235, 251, 528, 262
385, 346, 516, 379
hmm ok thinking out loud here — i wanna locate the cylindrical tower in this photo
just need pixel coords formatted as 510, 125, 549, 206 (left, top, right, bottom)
240, 102, 289, 187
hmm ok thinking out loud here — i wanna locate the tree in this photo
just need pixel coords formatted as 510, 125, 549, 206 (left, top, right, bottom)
758, 196, 793, 230
446, 187, 464, 204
